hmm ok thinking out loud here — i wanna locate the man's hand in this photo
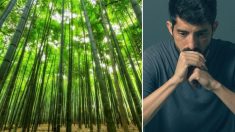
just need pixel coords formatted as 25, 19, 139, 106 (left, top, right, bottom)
188, 67, 235, 115
173, 51, 207, 84
188, 68, 221, 91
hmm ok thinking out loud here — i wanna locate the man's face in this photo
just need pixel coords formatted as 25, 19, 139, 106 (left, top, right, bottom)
167, 17, 218, 54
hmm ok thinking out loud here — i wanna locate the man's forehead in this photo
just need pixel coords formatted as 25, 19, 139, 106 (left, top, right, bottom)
174, 17, 211, 32
175, 16, 211, 26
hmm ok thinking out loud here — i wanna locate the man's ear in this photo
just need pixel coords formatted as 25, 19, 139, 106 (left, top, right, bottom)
212, 21, 219, 33
166, 20, 173, 35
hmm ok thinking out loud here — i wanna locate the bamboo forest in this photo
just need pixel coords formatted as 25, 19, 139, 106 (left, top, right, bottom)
0, 0, 142, 131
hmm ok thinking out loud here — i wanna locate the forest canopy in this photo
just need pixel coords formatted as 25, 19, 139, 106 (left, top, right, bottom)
0, 0, 142, 131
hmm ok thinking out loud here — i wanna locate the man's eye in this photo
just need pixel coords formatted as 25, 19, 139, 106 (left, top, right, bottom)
198, 32, 208, 37
179, 32, 188, 36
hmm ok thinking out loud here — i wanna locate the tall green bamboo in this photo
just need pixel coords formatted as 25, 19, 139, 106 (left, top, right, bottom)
0, 0, 17, 29
0, 0, 33, 86
0, 0, 141, 131
0, 1, 37, 129
81, 0, 116, 131
99, 1, 130, 131
129, 0, 142, 27
116, 17, 141, 94
55, 0, 65, 131
66, 1, 73, 131
102, 3, 142, 131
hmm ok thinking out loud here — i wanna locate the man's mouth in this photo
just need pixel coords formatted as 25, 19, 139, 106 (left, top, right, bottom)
182, 47, 202, 53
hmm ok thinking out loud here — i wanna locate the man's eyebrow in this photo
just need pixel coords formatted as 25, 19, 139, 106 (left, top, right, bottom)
176, 29, 209, 33
176, 29, 188, 32
196, 29, 209, 33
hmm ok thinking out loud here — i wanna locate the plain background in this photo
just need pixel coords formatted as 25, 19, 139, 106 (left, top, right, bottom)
143, 0, 235, 50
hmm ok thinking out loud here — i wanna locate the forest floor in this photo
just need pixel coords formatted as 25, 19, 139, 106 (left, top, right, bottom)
3, 124, 139, 132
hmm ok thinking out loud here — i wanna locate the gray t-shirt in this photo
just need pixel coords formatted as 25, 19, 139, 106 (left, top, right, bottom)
143, 39, 235, 132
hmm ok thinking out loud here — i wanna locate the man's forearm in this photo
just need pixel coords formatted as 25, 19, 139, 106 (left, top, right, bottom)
143, 77, 181, 126
212, 80, 235, 114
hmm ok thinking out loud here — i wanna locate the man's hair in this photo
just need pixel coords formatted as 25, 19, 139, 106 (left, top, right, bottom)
169, 0, 217, 26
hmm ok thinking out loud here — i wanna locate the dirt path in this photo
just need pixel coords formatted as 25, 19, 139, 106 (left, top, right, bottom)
3, 124, 139, 132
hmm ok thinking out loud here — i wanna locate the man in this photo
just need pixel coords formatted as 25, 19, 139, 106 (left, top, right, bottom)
143, 0, 235, 132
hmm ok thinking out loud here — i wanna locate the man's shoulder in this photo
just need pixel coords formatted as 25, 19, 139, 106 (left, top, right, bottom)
144, 39, 173, 58
213, 39, 235, 49
212, 39, 235, 57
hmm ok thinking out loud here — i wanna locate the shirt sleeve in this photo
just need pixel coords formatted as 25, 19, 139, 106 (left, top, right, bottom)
143, 49, 158, 98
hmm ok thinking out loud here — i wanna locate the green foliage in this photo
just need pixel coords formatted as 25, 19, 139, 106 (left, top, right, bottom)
0, 0, 142, 131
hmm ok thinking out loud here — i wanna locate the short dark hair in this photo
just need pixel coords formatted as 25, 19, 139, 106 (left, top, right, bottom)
169, 0, 217, 25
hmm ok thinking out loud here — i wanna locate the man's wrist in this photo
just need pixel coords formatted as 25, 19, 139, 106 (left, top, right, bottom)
170, 76, 183, 86
210, 80, 223, 92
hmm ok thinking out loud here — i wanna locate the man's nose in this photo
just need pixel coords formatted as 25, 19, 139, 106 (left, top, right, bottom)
188, 35, 198, 50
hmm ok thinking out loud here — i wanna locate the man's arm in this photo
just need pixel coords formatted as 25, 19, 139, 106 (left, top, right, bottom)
143, 76, 181, 126
143, 51, 206, 126
213, 82, 235, 114
189, 68, 235, 114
